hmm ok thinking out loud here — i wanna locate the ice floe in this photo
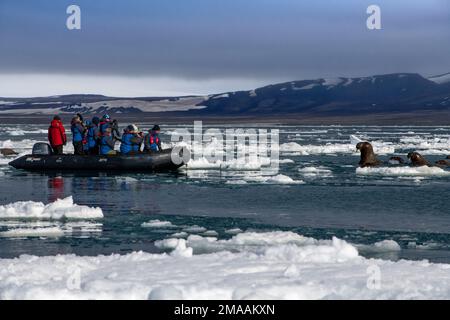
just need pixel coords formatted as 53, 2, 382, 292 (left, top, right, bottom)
225, 228, 243, 235
0, 227, 64, 238
182, 225, 207, 233
298, 166, 333, 177
0, 197, 103, 219
243, 174, 304, 185
356, 166, 450, 177
141, 220, 175, 228
0, 221, 102, 238
356, 240, 402, 253
2, 231, 450, 299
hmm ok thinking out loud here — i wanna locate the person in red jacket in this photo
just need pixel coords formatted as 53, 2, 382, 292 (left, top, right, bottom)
48, 115, 67, 154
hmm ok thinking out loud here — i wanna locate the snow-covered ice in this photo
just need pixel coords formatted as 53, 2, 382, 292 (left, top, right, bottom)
141, 220, 176, 228
356, 166, 450, 177
2, 231, 450, 299
298, 166, 333, 178
241, 174, 304, 185
182, 225, 207, 233
0, 197, 103, 219
0, 227, 64, 238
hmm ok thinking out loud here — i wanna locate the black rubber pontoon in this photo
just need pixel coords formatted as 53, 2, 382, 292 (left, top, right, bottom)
9, 147, 188, 172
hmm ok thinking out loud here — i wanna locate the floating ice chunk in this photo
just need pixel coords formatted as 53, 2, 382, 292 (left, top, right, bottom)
374, 240, 401, 252
183, 225, 207, 233
202, 230, 219, 237
278, 159, 295, 164
141, 220, 175, 228
244, 174, 304, 184
280, 142, 309, 155
0, 197, 103, 219
264, 174, 304, 184
356, 166, 450, 177
171, 232, 189, 238
298, 167, 333, 177
357, 240, 401, 253
0, 227, 64, 238
225, 228, 243, 235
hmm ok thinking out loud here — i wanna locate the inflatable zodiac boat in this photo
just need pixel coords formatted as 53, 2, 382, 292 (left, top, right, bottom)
9, 143, 189, 172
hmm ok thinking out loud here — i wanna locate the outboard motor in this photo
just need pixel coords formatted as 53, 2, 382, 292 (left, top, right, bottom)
32, 143, 53, 155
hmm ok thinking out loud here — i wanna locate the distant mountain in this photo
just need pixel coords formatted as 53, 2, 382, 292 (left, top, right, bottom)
199, 73, 450, 116
0, 95, 207, 115
1, 72, 449, 118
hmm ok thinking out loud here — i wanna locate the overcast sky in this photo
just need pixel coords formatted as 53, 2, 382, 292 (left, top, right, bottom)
1, 0, 449, 97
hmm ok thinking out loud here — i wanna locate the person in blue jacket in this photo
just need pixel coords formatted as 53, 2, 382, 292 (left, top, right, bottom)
144, 125, 162, 152
99, 128, 117, 155
71, 116, 86, 155
86, 118, 100, 155
99, 114, 111, 134
120, 124, 143, 155
83, 120, 92, 153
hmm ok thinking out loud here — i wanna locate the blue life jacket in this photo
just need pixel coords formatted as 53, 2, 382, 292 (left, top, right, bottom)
100, 136, 114, 155
99, 121, 110, 134
87, 125, 99, 148
71, 124, 83, 143
146, 133, 160, 151
132, 139, 140, 152
120, 133, 133, 154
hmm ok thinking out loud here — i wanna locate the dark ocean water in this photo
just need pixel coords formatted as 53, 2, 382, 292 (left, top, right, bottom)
0, 123, 449, 262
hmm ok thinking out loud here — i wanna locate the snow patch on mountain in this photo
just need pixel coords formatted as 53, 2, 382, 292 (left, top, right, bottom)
429, 73, 450, 85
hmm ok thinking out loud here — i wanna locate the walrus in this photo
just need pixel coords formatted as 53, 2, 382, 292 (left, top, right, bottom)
407, 152, 430, 166
0, 148, 18, 156
356, 142, 382, 167
388, 156, 405, 165
435, 159, 450, 167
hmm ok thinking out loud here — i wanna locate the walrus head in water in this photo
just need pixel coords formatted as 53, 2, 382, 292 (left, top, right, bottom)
0, 148, 18, 156
435, 159, 450, 167
407, 152, 429, 166
356, 142, 381, 167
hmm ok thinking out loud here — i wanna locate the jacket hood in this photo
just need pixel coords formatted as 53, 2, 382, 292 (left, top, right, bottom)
50, 119, 62, 127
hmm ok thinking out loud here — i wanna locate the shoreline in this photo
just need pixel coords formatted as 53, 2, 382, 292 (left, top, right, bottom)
0, 111, 449, 125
